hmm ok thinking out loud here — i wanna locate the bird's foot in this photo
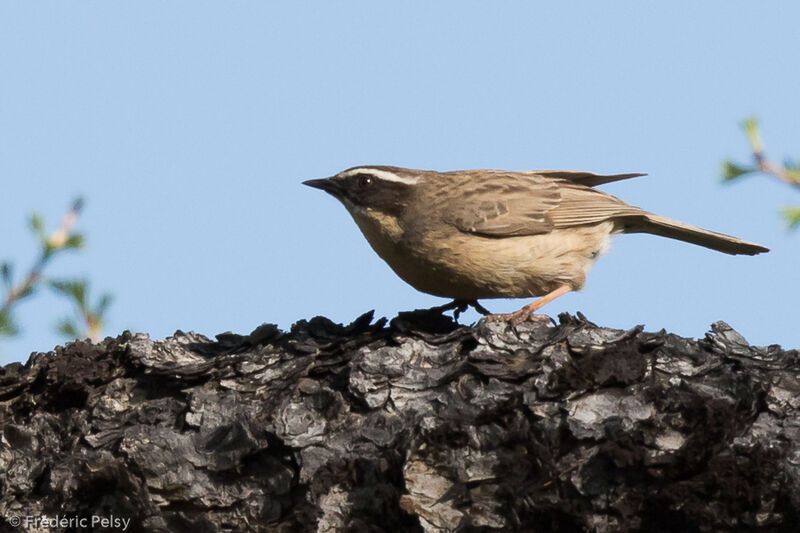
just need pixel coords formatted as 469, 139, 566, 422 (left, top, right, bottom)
484, 284, 572, 326
486, 309, 553, 326
468, 300, 491, 316
430, 300, 491, 322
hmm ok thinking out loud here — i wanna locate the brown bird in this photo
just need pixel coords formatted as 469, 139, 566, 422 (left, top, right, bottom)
304, 166, 768, 323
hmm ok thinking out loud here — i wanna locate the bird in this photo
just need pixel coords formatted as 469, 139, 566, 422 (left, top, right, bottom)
303, 166, 769, 323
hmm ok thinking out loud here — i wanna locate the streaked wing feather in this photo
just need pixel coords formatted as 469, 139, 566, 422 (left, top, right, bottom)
443, 173, 644, 237
434, 169, 768, 255
527, 170, 646, 188
548, 183, 644, 228
443, 173, 560, 236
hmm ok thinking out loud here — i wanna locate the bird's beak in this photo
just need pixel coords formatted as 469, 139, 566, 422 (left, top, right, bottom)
303, 177, 342, 197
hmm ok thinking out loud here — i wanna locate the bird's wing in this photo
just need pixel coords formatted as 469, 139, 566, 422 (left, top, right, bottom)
440, 173, 559, 236
547, 182, 645, 228
526, 170, 646, 188
442, 172, 643, 237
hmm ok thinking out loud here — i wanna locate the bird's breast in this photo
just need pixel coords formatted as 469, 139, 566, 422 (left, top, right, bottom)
347, 205, 614, 300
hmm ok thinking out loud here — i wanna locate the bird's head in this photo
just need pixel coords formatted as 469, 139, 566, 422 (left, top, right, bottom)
303, 166, 423, 218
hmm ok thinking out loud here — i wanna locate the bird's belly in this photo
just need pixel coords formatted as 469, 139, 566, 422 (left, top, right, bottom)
367, 221, 615, 300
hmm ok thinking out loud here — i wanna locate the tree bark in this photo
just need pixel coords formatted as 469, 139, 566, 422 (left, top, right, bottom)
1, 310, 798, 532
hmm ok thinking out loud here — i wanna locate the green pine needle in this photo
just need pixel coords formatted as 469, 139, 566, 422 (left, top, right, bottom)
0, 262, 11, 288
742, 117, 763, 153
55, 318, 82, 340
0, 309, 18, 337
782, 206, 800, 229
721, 160, 754, 182
29, 213, 45, 238
64, 234, 85, 250
49, 279, 88, 308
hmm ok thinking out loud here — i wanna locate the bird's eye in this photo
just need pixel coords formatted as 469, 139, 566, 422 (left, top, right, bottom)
357, 174, 373, 188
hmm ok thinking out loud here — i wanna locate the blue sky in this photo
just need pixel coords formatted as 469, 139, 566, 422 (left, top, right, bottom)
1, 2, 798, 363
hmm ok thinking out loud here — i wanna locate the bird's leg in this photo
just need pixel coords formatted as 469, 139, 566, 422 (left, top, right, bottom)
487, 284, 572, 325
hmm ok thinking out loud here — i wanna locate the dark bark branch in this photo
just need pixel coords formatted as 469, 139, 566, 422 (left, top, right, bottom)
1, 310, 798, 532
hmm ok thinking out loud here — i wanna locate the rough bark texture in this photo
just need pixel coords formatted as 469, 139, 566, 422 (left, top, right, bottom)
1, 310, 798, 532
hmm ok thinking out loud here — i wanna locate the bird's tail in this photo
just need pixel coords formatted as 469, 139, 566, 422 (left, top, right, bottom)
622, 213, 769, 255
